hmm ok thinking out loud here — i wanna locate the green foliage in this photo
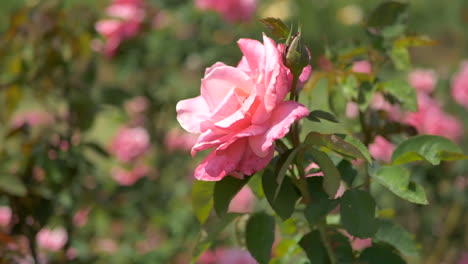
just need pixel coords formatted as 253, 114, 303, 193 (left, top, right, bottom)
307, 110, 339, 123
392, 135, 468, 165
246, 212, 276, 264
307, 148, 341, 197
213, 176, 249, 217
382, 80, 417, 111
259, 17, 290, 40
192, 180, 215, 224
374, 220, 420, 257
340, 190, 379, 238
299, 230, 329, 264
358, 245, 406, 264
262, 168, 300, 220
305, 132, 372, 162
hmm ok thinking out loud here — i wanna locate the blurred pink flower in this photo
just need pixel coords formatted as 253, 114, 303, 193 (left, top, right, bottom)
228, 186, 255, 213
195, 0, 257, 23
346, 102, 359, 119
458, 252, 468, 264
177, 34, 310, 181
95, 0, 145, 57
409, 69, 437, 94
0, 206, 12, 227
455, 175, 468, 191
369, 136, 395, 163
352, 60, 371, 74
110, 126, 150, 162
111, 164, 149, 185
125, 96, 149, 115
199, 248, 256, 264
12, 111, 54, 128
370, 93, 402, 121
73, 209, 90, 227
164, 128, 198, 152
97, 238, 119, 253
37, 227, 68, 252
452, 61, 468, 109
403, 93, 462, 142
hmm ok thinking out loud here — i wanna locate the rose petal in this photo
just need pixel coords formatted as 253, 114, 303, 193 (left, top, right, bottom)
176, 96, 210, 133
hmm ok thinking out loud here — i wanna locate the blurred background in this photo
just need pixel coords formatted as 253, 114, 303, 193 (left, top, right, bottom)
0, 0, 467, 263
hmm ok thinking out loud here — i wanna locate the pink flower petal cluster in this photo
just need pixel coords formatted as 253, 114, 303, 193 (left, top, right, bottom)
408, 69, 437, 94
0, 206, 12, 227
352, 60, 372, 74
228, 186, 255, 213
95, 0, 145, 57
36, 227, 68, 252
110, 126, 150, 163
452, 61, 468, 109
369, 136, 395, 163
177, 34, 311, 181
195, 0, 257, 23
111, 164, 149, 186
164, 128, 198, 152
199, 248, 256, 264
12, 110, 54, 128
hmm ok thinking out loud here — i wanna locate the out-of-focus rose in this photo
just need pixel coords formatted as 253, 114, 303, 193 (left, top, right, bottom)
199, 248, 257, 264
95, 0, 145, 57
228, 186, 255, 213
408, 69, 437, 94
111, 164, 149, 186
195, 0, 257, 23
73, 208, 90, 227
0, 206, 12, 227
177, 34, 310, 181
164, 128, 198, 152
458, 252, 468, 264
12, 110, 54, 128
125, 96, 149, 116
110, 126, 150, 163
352, 60, 372, 74
346, 102, 359, 119
403, 93, 462, 142
369, 136, 395, 163
452, 61, 468, 109
96, 238, 119, 253
370, 93, 403, 121
37, 227, 68, 252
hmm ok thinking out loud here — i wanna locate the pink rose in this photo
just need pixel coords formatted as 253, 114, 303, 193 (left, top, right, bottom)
73, 208, 90, 227
346, 102, 359, 119
177, 34, 310, 181
408, 69, 437, 94
195, 0, 257, 23
0, 206, 12, 227
164, 128, 198, 152
228, 186, 255, 213
199, 248, 256, 264
352, 60, 372, 74
111, 164, 149, 186
37, 227, 68, 252
369, 136, 395, 163
95, 0, 145, 57
452, 61, 468, 109
110, 126, 150, 163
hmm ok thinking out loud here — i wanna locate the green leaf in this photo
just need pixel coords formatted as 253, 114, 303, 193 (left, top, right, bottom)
213, 176, 249, 217
340, 189, 379, 238
305, 132, 372, 163
342, 74, 359, 100
304, 195, 339, 226
307, 110, 338, 123
367, 2, 408, 30
83, 142, 110, 157
307, 148, 341, 198
262, 168, 300, 220
329, 230, 354, 264
337, 160, 357, 186
248, 172, 264, 199
391, 135, 468, 165
394, 35, 437, 48
372, 165, 428, 205
259, 17, 290, 39
0, 174, 27, 196
191, 180, 215, 224
246, 212, 275, 264
299, 230, 329, 264
383, 79, 416, 111
100, 87, 133, 106
274, 148, 300, 199
357, 82, 377, 111
358, 245, 406, 264
329, 87, 348, 119
374, 220, 420, 257
191, 213, 240, 263
273, 238, 301, 260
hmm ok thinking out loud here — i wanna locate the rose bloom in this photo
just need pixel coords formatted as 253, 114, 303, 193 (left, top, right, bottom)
352, 60, 372, 74
0, 206, 12, 227
452, 61, 468, 109
369, 136, 395, 163
408, 69, 437, 94
37, 227, 68, 252
177, 34, 310, 181
228, 186, 255, 213
111, 164, 149, 186
199, 248, 256, 264
195, 0, 257, 23
95, 0, 145, 57
110, 126, 150, 163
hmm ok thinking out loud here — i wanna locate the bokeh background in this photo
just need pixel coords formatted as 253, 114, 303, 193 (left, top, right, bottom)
0, 0, 467, 263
